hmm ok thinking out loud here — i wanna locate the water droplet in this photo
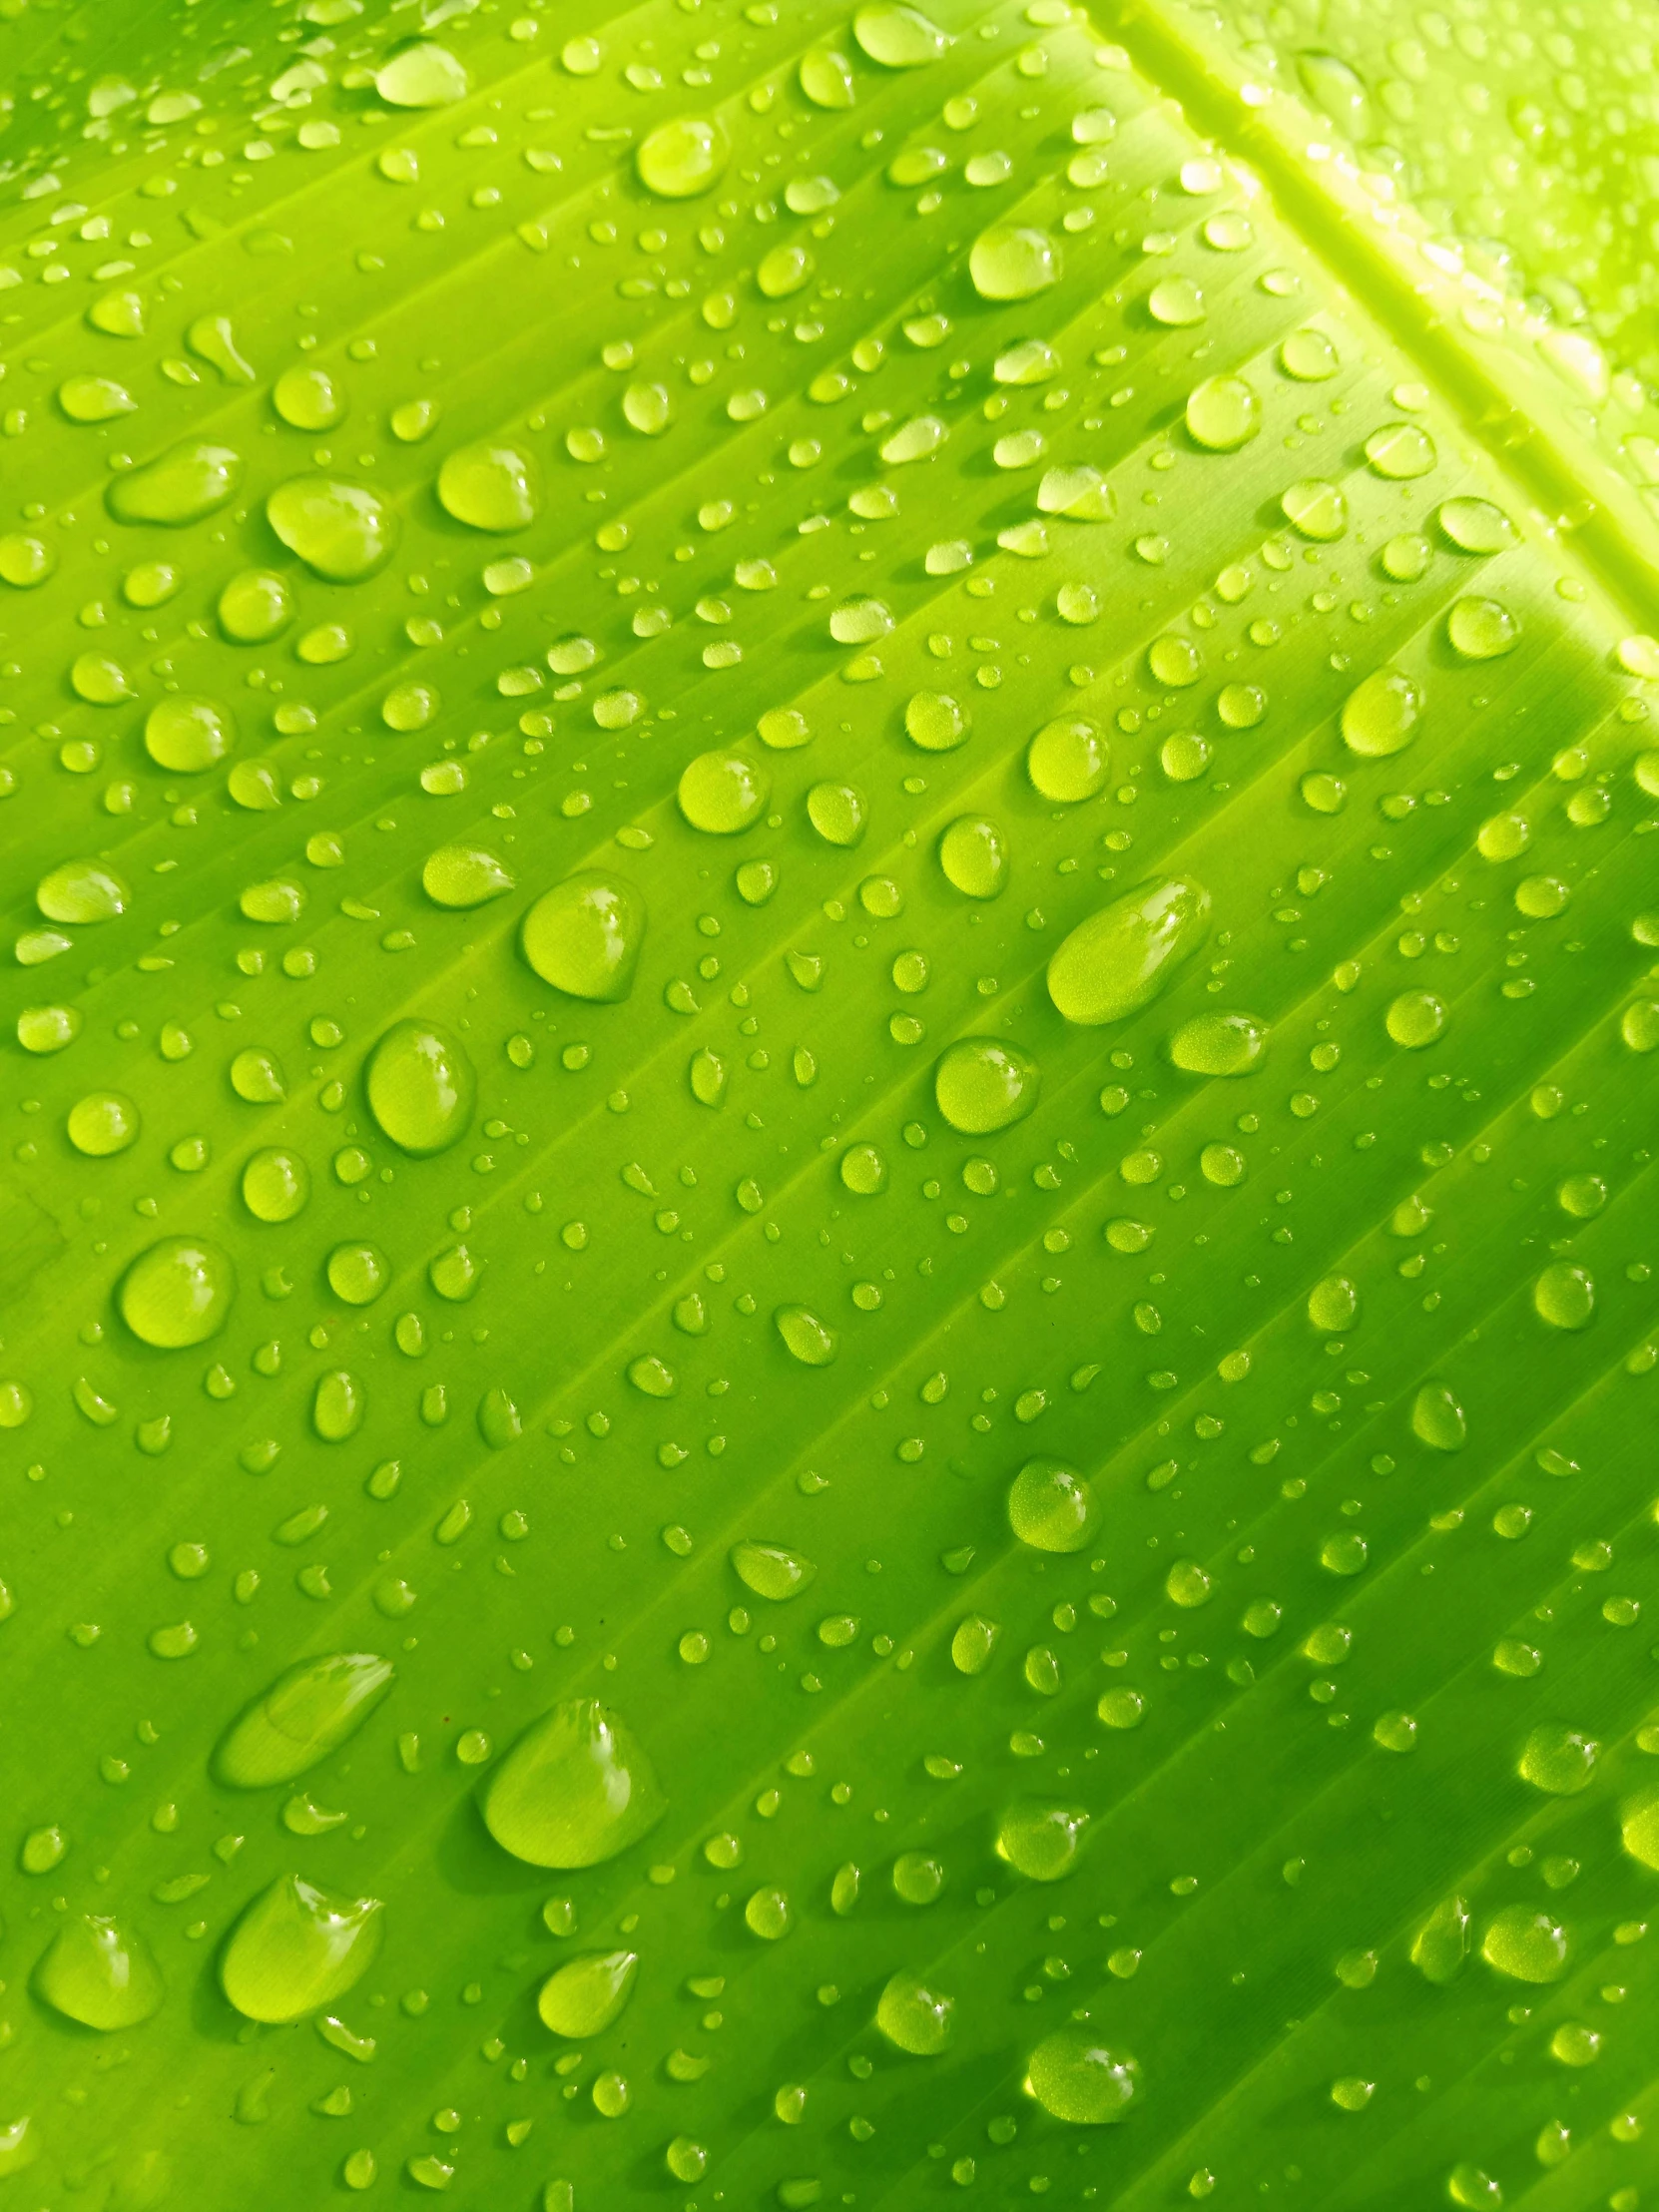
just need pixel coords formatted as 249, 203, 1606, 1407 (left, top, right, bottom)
327, 1243, 389, 1306
1364, 421, 1435, 478
365, 1020, 475, 1156
800, 45, 855, 107
904, 691, 968, 752
1279, 327, 1339, 380
243, 1148, 309, 1222
775, 1305, 838, 1367
219, 569, 293, 644
0, 532, 55, 587
636, 117, 730, 199
731, 1541, 817, 1600
37, 859, 128, 923
119, 1237, 235, 1349
267, 476, 397, 582
67, 1091, 140, 1156
1307, 1276, 1359, 1333
1047, 877, 1210, 1026
853, 4, 950, 66
421, 843, 514, 909
1280, 479, 1347, 540
938, 817, 1007, 898
679, 749, 770, 832
221, 1875, 384, 2023
1436, 497, 1516, 553
839, 1143, 886, 1195
1148, 276, 1204, 326
1341, 668, 1420, 757
1027, 716, 1108, 802
375, 41, 468, 108
951, 1615, 999, 1674
1519, 1723, 1598, 1796
1008, 1458, 1098, 1553
483, 1700, 664, 1868
806, 781, 866, 847
437, 441, 542, 533
538, 1949, 638, 2037
521, 873, 647, 1001
875, 1970, 953, 2054
1411, 1382, 1466, 1452
934, 1037, 1039, 1132
969, 227, 1059, 300
1185, 375, 1260, 451
35, 1915, 163, 2030
216, 1654, 394, 1788
143, 695, 233, 774
1481, 1906, 1567, 1983
1037, 463, 1114, 520
1167, 1010, 1267, 1076
1410, 1895, 1469, 1983
107, 440, 243, 526
996, 1803, 1089, 1882
273, 364, 347, 431
1622, 1795, 1659, 1871
1385, 990, 1446, 1049
1447, 596, 1519, 659
1534, 1263, 1594, 1332
1024, 2029, 1141, 2122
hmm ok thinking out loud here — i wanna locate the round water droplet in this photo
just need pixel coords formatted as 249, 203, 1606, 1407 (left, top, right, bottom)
995, 1802, 1089, 1882
521, 872, 646, 1001
107, 440, 243, 526
35, 1916, 163, 2030
839, 1143, 886, 1196
244, 1147, 308, 1222
938, 816, 1007, 898
1281, 478, 1347, 540
437, 441, 542, 533
1447, 596, 1518, 659
144, 695, 232, 774
375, 40, 468, 107
1025, 2029, 1141, 2123
1519, 1723, 1598, 1796
528, 1946, 641, 2051
1185, 374, 1260, 450
1341, 668, 1420, 757
875, 1970, 953, 2054
678, 749, 770, 832
422, 844, 514, 908
1481, 1906, 1567, 1983
1308, 1275, 1359, 1333
1364, 421, 1435, 478
18, 1004, 80, 1054
1385, 990, 1446, 1049
1534, 1263, 1593, 1332
365, 1020, 474, 1156
1027, 716, 1108, 802
267, 475, 397, 582
934, 1037, 1039, 1133
67, 1091, 140, 1156
221, 1875, 384, 2023
904, 691, 968, 752
119, 1236, 235, 1349
1436, 497, 1516, 554
271, 365, 345, 435
37, 859, 128, 924
731, 1541, 818, 1600
327, 1243, 389, 1307
1514, 874, 1569, 919
1008, 1458, 1097, 1552
775, 1305, 838, 1367
0, 532, 54, 587
219, 569, 293, 644
1167, 1010, 1267, 1077
483, 1700, 664, 1867
637, 117, 730, 199
1279, 326, 1339, 380
969, 226, 1059, 300
1148, 276, 1204, 326
1047, 877, 1210, 1026
215, 1654, 394, 1788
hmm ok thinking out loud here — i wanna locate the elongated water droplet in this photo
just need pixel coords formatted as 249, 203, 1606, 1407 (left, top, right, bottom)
35, 1915, 164, 2030
853, 4, 950, 66
1024, 2030, 1141, 2122
221, 1875, 384, 2023
1047, 877, 1210, 1026
37, 860, 128, 923
538, 1950, 639, 2037
215, 1654, 394, 1788
1410, 1894, 1469, 1983
375, 41, 468, 108
483, 1700, 664, 1868
1411, 1382, 1466, 1451
107, 440, 243, 525
775, 1305, 838, 1367
1167, 1010, 1267, 1076
995, 1803, 1089, 1882
267, 476, 397, 582
422, 844, 514, 908
731, 1541, 817, 1600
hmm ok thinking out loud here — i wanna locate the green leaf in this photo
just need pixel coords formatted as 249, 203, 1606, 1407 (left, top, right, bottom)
1, 2, 1657, 2209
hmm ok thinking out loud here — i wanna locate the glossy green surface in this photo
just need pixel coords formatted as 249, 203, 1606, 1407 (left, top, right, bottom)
1, 1, 1658, 2207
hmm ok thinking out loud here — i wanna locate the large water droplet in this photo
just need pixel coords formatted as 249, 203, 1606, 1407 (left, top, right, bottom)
119, 1237, 235, 1349
678, 749, 770, 832
1047, 877, 1210, 1026
853, 4, 950, 66
731, 1541, 817, 1601
637, 117, 730, 199
1410, 1895, 1469, 1983
1481, 1906, 1567, 1983
1167, 1010, 1267, 1076
375, 41, 468, 108
267, 476, 397, 582
273, 364, 346, 431
37, 860, 128, 923
1008, 1458, 1098, 1552
1025, 2029, 1140, 2122
1447, 596, 1519, 660
221, 1875, 384, 2023
875, 1970, 953, 2054
1185, 375, 1260, 450
938, 816, 1008, 898
422, 844, 514, 908
107, 440, 242, 526
539, 1950, 639, 2037
67, 1091, 140, 1156
1027, 716, 1108, 802
219, 569, 293, 644
934, 1037, 1039, 1132
1411, 1382, 1466, 1451
995, 1802, 1089, 1882
969, 226, 1059, 300
243, 1147, 309, 1222
1341, 667, 1420, 757
35, 1916, 163, 2030
521, 872, 646, 1001
215, 1654, 394, 1788
484, 1701, 664, 1868
145, 695, 233, 773
437, 441, 542, 533
1385, 990, 1446, 1049
1519, 1723, 1598, 1796
365, 1020, 474, 1156
775, 1305, 838, 1367
1534, 1263, 1594, 1332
